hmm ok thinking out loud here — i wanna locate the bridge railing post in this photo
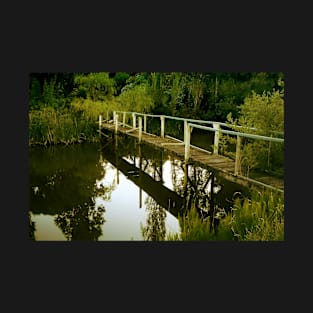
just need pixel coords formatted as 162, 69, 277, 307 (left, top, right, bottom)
213, 122, 220, 155
234, 134, 241, 175
144, 114, 147, 133
185, 122, 191, 162
115, 113, 119, 134
138, 117, 142, 143
160, 115, 165, 138
98, 115, 102, 133
123, 112, 126, 127
132, 112, 136, 129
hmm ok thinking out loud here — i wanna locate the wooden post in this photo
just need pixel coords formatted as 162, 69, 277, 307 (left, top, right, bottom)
115, 135, 119, 185
160, 115, 165, 138
185, 122, 191, 162
213, 122, 220, 155
183, 162, 188, 191
139, 143, 142, 208
267, 135, 272, 168
98, 115, 102, 133
209, 172, 215, 232
132, 112, 136, 129
144, 114, 147, 133
138, 117, 142, 143
184, 119, 187, 145
115, 114, 119, 134
123, 112, 126, 127
234, 135, 241, 175
113, 111, 116, 123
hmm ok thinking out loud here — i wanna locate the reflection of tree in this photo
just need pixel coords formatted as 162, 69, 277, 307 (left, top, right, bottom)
170, 159, 187, 196
54, 198, 106, 240
30, 143, 117, 240
170, 159, 250, 233
30, 143, 107, 215
141, 196, 166, 241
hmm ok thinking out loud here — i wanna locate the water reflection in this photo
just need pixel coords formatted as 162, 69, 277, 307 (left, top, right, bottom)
29, 133, 248, 241
30, 143, 115, 240
141, 196, 166, 241
168, 156, 249, 232
29, 141, 181, 241
54, 199, 106, 240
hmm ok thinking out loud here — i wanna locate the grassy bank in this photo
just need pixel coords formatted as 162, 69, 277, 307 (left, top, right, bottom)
29, 99, 110, 146
167, 189, 284, 241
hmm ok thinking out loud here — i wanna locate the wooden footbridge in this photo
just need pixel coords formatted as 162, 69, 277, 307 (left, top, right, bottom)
98, 111, 284, 193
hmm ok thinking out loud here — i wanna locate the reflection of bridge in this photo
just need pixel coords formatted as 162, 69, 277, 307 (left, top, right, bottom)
98, 111, 284, 193
100, 141, 184, 217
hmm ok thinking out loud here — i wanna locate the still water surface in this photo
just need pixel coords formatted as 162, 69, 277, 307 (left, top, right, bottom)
30, 140, 185, 241
29, 134, 247, 241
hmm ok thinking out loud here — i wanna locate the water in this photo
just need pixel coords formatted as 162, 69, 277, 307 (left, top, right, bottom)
29, 133, 248, 241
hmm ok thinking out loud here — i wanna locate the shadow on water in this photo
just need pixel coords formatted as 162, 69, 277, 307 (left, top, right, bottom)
29, 132, 249, 241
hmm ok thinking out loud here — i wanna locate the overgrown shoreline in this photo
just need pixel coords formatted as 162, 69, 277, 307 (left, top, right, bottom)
29, 103, 103, 146
166, 189, 284, 241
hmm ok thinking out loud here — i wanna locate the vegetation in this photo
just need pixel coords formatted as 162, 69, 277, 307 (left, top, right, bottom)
29, 72, 284, 148
219, 88, 284, 178
167, 189, 284, 241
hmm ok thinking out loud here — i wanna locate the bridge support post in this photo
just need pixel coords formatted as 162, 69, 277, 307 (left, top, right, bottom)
138, 117, 142, 143
98, 115, 102, 133
185, 122, 191, 162
184, 119, 187, 144
123, 112, 126, 127
160, 115, 165, 138
115, 114, 119, 134
183, 162, 189, 191
213, 122, 220, 155
144, 114, 147, 133
234, 135, 241, 175
132, 113, 136, 129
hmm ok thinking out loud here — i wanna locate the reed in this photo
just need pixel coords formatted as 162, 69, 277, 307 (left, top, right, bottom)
29, 100, 106, 146
167, 189, 284, 241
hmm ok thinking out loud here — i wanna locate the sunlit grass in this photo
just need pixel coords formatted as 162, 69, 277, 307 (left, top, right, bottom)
167, 189, 284, 241
29, 100, 106, 146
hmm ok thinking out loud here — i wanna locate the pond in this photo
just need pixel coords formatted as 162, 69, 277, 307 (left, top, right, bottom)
29, 133, 249, 241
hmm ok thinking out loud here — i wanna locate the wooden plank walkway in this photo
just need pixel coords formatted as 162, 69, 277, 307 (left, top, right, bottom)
100, 122, 284, 192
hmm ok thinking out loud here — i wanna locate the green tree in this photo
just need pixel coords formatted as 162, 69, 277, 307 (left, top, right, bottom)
117, 84, 154, 113
73, 72, 115, 101
112, 72, 130, 95
238, 89, 284, 136
225, 86, 284, 176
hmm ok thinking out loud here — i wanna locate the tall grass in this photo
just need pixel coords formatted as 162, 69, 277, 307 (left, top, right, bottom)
29, 99, 108, 146
167, 189, 284, 241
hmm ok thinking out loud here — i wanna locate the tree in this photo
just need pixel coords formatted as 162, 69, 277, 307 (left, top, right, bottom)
117, 84, 154, 113
225, 86, 284, 175
73, 72, 115, 101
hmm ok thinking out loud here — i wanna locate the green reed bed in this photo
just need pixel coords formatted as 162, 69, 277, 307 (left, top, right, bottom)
167, 189, 284, 241
29, 100, 106, 146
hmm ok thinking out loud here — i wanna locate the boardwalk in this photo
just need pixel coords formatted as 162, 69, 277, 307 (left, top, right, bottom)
99, 113, 284, 193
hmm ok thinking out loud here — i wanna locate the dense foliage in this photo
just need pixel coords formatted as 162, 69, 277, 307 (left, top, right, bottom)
29, 72, 284, 121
